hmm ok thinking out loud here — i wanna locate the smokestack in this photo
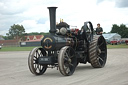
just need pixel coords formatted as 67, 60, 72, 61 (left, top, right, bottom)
47, 7, 58, 34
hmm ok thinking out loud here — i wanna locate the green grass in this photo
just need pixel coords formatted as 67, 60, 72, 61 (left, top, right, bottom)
107, 44, 128, 49
0, 46, 37, 51
0, 44, 128, 51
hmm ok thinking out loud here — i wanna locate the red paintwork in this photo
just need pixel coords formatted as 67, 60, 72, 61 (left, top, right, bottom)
125, 40, 128, 45
110, 40, 121, 45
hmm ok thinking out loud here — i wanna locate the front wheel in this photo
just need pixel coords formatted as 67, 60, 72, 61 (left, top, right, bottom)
28, 47, 47, 75
58, 46, 77, 76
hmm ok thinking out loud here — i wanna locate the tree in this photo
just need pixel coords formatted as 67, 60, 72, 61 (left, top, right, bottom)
110, 24, 120, 33
24, 32, 49, 36
110, 24, 128, 38
6, 24, 25, 39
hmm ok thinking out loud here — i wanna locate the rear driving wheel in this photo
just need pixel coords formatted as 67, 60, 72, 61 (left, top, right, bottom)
89, 35, 107, 68
58, 46, 77, 76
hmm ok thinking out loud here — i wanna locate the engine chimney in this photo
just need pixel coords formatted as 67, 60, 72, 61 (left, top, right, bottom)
48, 7, 58, 34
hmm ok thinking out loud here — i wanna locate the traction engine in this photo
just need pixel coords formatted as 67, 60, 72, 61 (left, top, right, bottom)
28, 7, 107, 76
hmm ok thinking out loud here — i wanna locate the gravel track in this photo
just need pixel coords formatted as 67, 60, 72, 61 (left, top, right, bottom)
0, 49, 128, 85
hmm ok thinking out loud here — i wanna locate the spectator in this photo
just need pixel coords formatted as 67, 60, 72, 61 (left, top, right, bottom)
96, 23, 103, 35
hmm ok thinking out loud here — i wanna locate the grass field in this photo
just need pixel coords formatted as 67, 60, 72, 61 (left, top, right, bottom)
0, 44, 128, 51
107, 44, 128, 49
0, 47, 36, 51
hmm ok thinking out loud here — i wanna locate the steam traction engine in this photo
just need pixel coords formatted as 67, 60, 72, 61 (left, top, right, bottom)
28, 7, 107, 76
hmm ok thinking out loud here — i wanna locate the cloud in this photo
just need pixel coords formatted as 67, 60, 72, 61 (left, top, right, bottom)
17, 20, 49, 33
96, 0, 128, 8
115, 0, 128, 8
96, 0, 104, 4
0, 0, 62, 35
0, 1, 28, 15
1, 0, 128, 36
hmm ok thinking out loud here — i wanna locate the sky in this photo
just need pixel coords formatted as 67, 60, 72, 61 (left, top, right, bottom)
0, 0, 128, 36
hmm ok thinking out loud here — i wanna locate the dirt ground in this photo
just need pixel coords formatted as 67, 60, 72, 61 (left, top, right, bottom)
0, 49, 128, 85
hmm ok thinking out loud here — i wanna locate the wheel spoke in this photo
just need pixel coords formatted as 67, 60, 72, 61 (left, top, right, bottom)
101, 51, 105, 53
64, 65, 70, 73
39, 65, 42, 71
36, 52, 38, 58
36, 51, 40, 57
66, 67, 70, 73
68, 54, 74, 58
34, 56, 37, 59
69, 55, 74, 59
33, 58, 36, 61
65, 52, 69, 57
97, 56, 104, 62
40, 65, 43, 70
39, 52, 42, 56
68, 48, 71, 56
33, 62, 36, 64
98, 41, 104, 48
69, 63, 73, 66
37, 64, 40, 71
34, 64, 38, 71
68, 48, 74, 58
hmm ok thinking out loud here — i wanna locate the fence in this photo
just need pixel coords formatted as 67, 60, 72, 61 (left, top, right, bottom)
20, 41, 41, 47
0, 40, 20, 47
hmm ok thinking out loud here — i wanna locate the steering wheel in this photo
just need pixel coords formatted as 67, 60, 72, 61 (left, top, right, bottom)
81, 21, 94, 43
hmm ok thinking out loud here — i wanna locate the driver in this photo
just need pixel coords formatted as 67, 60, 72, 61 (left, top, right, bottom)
96, 23, 103, 35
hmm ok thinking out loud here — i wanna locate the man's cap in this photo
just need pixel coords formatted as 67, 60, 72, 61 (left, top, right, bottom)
97, 23, 100, 25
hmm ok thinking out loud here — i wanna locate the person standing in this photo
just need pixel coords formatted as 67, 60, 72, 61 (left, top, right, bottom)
96, 23, 103, 35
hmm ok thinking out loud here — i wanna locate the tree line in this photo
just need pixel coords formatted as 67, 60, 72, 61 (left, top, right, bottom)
110, 24, 128, 38
1, 23, 128, 40
3, 24, 49, 40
